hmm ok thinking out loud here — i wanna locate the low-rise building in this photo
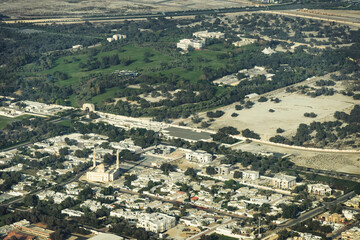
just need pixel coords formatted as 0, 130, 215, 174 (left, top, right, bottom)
343, 209, 357, 221
72, 45, 83, 50
185, 150, 212, 163
232, 38, 257, 47
272, 174, 296, 189
193, 30, 224, 39
341, 226, 360, 240
61, 209, 84, 217
177, 39, 205, 51
318, 212, 346, 224
215, 164, 232, 175
136, 213, 176, 233
107, 34, 127, 42
307, 184, 332, 196
344, 195, 360, 210
242, 170, 259, 181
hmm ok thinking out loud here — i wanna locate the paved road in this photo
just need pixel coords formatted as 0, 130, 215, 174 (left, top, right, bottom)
281, 191, 355, 228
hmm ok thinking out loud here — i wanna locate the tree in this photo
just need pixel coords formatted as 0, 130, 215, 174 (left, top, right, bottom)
281, 204, 299, 219
219, 126, 240, 135
206, 166, 216, 175
59, 147, 69, 156
24, 194, 39, 207
258, 96, 268, 102
160, 163, 176, 175
276, 128, 285, 133
233, 171, 242, 179
184, 168, 197, 178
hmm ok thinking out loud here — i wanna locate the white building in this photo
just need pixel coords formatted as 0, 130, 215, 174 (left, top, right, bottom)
232, 38, 256, 47
193, 30, 224, 39
262, 47, 276, 55
86, 148, 121, 182
242, 170, 259, 181
107, 34, 127, 42
341, 226, 360, 240
215, 164, 232, 175
72, 45, 83, 50
307, 184, 332, 196
343, 209, 357, 220
61, 209, 84, 217
177, 39, 205, 51
185, 150, 213, 163
272, 174, 296, 189
136, 213, 176, 233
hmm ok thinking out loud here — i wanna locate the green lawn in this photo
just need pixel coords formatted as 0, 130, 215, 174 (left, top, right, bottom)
90, 86, 121, 105
21, 42, 259, 108
56, 119, 72, 127
0, 116, 12, 130
24, 44, 174, 87
0, 114, 33, 130
216, 234, 238, 240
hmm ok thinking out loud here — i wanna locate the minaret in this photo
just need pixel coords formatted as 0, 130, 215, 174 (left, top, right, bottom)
116, 150, 120, 169
93, 147, 97, 168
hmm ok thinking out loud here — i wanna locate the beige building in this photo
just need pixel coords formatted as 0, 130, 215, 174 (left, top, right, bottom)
272, 174, 296, 189
307, 184, 332, 196
177, 39, 205, 51
193, 30, 224, 39
341, 227, 360, 240
185, 150, 213, 163
86, 148, 121, 182
136, 213, 176, 233
242, 170, 259, 181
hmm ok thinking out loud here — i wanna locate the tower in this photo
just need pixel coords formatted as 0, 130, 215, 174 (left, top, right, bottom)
116, 150, 120, 169
93, 147, 97, 168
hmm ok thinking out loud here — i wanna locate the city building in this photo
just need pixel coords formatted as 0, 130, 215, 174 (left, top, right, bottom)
318, 212, 346, 223
344, 195, 360, 210
193, 30, 224, 39
341, 226, 360, 240
242, 170, 260, 181
215, 164, 232, 175
185, 150, 213, 163
232, 38, 257, 47
307, 184, 332, 196
177, 39, 205, 51
136, 213, 176, 233
61, 209, 84, 217
72, 45, 83, 50
86, 148, 121, 182
272, 174, 296, 189
107, 34, 127, 42
262, 47, 276, 55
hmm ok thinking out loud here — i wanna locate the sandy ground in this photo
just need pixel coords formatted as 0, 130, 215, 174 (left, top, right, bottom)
166, 224, 201, 240
209, 92, 356, 140
0, 0, 253, 18
233, 141, 360, 174
175, 74, 358, 141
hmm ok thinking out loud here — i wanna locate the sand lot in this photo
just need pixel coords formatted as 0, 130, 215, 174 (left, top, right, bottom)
209, 92, 356, 140
233, 141, 360, 174
176, 73, 358, 141
0, 0, 253, 18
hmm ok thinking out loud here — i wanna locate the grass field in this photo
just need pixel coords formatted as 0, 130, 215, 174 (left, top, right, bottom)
22, 42, 259, 108
0, 116, 12, 130
216, 234, 238, 240
0, 114, 33, 130
30, 44, 174, 87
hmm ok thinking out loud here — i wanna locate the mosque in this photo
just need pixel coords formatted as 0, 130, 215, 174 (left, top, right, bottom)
86, 148, 121, 182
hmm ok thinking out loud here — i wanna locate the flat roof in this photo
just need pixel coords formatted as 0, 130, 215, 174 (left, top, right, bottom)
163, 127, 212, 141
